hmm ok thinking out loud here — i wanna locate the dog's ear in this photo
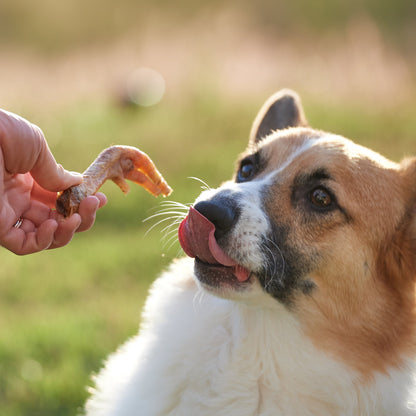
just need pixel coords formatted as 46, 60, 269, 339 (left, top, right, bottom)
249, 89, 308, 144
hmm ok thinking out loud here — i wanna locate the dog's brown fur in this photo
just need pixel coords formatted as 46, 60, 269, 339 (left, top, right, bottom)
246, 92, 416, 378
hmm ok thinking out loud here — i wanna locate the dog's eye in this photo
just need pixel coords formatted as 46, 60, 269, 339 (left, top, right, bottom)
309, 188, 333, 208
237, 160, 255, 182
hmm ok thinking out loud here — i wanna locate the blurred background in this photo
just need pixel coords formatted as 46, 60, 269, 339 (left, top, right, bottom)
0, 1, 415, 415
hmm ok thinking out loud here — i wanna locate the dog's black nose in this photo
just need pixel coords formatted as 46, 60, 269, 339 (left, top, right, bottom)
193, 200, 239, 239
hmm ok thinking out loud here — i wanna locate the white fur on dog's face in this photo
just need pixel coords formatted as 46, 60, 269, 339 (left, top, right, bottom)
195, 135, 320, 280
194, 130, 398, 301
193, 126, 416, 377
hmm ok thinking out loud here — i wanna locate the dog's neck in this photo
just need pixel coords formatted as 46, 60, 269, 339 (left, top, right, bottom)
193, 291, 416, 415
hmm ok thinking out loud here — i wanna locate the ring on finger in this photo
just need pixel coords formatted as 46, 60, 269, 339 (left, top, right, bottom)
13, 218, 24, 228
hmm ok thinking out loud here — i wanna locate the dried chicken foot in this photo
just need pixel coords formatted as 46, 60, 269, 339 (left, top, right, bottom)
56, 145, 172, 217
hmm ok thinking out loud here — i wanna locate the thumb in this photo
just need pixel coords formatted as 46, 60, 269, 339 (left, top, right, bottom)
0, 109, 82, 191
29, 126, 82, 192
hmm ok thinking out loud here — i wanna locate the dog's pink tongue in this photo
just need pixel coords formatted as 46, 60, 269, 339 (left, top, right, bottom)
178, 207, 250, 282
178, 207, 234, 266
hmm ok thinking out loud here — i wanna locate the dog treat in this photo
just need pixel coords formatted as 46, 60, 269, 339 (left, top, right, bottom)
56, 145, 172, 217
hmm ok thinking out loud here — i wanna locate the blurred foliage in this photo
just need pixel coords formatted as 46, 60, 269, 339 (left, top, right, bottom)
246, 0, 415, 41
0, 0, 415, 55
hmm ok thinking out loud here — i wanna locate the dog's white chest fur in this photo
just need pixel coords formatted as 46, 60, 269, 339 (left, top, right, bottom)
86, 259, 414, 416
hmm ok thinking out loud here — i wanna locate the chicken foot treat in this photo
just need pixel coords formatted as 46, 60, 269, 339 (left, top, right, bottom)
56, 145, 172, 217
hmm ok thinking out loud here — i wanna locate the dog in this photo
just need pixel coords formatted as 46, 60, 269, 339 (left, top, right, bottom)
85, 90, 416, 415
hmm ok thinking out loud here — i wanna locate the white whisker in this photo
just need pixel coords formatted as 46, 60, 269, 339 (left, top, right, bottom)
188, 176, 211, 192
145, 216, 183, 236
163, 234, 182, 252
159, 200, 192, 211
160, 224, 182, 247
174, 247, 184, 258
143, 200, 190, 254
143, 210, 188, 223
160, 219, 182, 235
262, 237, 285, 289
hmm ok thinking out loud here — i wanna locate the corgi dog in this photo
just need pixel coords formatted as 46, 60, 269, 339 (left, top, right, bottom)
85, 90, 416, 415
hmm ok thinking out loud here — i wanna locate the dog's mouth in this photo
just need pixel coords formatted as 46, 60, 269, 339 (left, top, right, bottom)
178, 207, 251, 287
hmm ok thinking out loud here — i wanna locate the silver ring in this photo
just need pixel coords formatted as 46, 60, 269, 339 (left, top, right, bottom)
13, 218, 23, 228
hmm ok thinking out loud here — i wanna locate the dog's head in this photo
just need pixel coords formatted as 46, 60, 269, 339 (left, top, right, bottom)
179, 89, 416, 375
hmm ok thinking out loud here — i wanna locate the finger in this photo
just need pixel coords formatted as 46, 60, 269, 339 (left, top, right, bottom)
31, 184, 107, 214
18, 218, 36, 233
22, 199, 53, 224
30, 181, 59, 208
51, 193, 106, 241
48, 214, 82, 249
30, 136, 82, 192
0, 110, 82, 191
0, 110, 41, 173
95, 192, 108, 209
1, 219, 58, 255
76, 196, 100, 232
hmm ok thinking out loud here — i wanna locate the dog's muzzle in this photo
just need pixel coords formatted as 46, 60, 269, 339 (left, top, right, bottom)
178, 200, 250, 282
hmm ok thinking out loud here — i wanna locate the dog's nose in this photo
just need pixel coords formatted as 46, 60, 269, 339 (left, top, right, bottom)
193, 200, 239, 239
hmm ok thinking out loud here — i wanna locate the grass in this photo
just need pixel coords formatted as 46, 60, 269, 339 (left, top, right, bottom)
0, 91, 415, 416
0, 230, 169, 416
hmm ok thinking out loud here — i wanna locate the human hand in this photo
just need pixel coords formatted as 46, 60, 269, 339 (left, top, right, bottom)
0, 109, 107, 255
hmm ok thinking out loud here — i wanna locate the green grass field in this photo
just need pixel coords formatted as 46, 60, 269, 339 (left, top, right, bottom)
0, 91, 414, 416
